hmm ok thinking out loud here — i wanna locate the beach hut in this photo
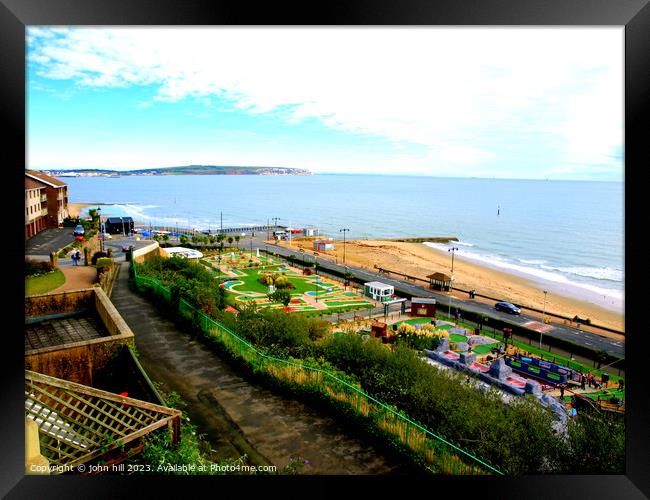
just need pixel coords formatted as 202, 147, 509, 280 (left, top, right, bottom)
426, 272, 452, 291
363, 281, 394, 302
410, 297, 437, 317
313, 240, 335, 251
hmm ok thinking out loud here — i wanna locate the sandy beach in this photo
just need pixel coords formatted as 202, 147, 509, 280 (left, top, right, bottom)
67, 202, 112, 218
275, 238, 624, 335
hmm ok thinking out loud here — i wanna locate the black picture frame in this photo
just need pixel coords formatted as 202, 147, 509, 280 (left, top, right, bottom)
5, 1, 649, 498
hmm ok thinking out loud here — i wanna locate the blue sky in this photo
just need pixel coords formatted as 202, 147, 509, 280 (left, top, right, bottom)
27, 27, 624, 180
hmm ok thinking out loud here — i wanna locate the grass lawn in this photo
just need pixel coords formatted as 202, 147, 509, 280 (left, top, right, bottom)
25, 269, 65, 295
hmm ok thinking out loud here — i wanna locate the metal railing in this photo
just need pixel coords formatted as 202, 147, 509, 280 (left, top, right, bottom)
131, 261, 503, 476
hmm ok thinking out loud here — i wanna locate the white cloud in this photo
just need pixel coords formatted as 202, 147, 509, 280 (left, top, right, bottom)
27, 27, 623, 178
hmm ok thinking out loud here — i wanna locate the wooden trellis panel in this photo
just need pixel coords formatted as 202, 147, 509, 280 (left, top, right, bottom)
25, 370, 181, 473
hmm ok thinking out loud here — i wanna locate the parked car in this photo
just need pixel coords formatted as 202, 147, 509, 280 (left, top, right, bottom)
495, 301, 521, 315
73, 225, 85, 237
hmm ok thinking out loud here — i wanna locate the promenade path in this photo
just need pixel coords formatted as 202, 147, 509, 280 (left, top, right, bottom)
110, 261, 416, 474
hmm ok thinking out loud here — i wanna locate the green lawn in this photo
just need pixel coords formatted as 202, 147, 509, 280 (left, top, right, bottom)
230, 269, 336, 296
25, 269, 65, 295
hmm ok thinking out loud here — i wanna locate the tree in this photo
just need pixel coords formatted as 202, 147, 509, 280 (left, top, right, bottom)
268, 289, 291, 306
216, 234, 225, 254
234, 235, 240, 248
88, 209, 100, 230
227, 236, 234, 247
163, 234, 170, 242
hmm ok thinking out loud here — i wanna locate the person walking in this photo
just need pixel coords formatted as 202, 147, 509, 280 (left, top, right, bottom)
74, 250, 81, 266
71, 250, 78, 266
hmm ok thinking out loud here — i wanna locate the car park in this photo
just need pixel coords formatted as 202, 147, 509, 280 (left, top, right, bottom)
494, 301, 521, 315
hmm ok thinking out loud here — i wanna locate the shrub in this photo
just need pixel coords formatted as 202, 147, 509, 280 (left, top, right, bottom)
91, 251, 109, 265
274, 275, 290, 289
96, 257, 113, 268
268, 289, 292, 306
396, 323, 416, 336
25, 259, 54, 277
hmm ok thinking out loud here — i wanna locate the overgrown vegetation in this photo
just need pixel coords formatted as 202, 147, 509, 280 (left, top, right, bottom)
137, 255, 229, 315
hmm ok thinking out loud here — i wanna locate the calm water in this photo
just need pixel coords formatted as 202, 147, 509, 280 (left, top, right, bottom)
66, 174, 624, 310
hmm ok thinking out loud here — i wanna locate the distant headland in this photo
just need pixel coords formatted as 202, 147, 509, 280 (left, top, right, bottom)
37, 165, 312, 177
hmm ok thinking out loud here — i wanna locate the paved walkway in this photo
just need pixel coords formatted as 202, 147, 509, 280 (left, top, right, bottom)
110, 261, 417, 474
52, 263, 98, 292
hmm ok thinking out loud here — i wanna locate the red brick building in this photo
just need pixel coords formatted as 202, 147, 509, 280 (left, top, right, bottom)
25, 170, 69, 239
410, 297, 437, 317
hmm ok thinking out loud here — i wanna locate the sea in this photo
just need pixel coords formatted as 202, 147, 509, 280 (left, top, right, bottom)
65, 174, 624, 312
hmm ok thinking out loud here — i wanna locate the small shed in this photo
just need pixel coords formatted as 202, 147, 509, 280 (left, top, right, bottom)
426, 272, 452, 291
410, 297, 437, 317
104, 217, 134, 235
370, 321, 387, 338
363, 281, 394, 302
313, 240, 334, 251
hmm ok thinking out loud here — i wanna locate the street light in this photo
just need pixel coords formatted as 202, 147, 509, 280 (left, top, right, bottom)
97, 207, 103, 252
121, 217, 126, 237
272, 217, 280, 241
540, 290, 548, 348
448, 247, 459, 320
340, 228, 350, 272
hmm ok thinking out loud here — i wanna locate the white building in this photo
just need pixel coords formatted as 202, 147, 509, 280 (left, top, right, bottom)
162, 247, 204, 259
363, 281, 394, 302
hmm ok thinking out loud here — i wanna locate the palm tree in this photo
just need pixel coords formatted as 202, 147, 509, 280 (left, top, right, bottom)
227, 236, 234, 248
234, 235, 240, 248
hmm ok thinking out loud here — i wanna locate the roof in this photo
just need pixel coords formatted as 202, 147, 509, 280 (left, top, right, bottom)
163, 247, 204, 259
426, 272, 451, 281
106, 217, 134, 223
224, 306, 239, 313
412, 297, 437, 305
25, 178, 46, 191
25, 170, 67, 188
364, 281, 393, 289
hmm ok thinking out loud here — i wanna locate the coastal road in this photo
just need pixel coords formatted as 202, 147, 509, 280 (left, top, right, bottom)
251, 238, 625, 359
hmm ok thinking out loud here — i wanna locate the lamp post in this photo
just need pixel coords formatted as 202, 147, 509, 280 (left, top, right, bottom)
540, 290, 548, 348
97, 208, 103, 252
272, 217, 280, 240
448, 247, 458, 320
340, 228, 350, 272
121, 217, 127, 237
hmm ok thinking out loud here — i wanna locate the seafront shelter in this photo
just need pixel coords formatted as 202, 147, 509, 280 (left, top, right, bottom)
427, 272, 452, 292
363, 281, 394, 302
410, 297, 437, 317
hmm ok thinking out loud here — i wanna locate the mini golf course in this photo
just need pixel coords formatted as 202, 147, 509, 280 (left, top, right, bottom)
203, 254, 374, 313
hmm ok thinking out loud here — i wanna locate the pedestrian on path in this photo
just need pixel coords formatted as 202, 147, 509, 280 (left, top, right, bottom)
71, 250, 78, 266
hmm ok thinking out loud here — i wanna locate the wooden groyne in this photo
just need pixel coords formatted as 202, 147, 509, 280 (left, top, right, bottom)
387, 237, 459, 243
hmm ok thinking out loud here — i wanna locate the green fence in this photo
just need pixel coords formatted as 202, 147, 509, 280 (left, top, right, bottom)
131, 261, 503, 476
